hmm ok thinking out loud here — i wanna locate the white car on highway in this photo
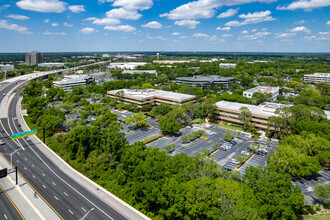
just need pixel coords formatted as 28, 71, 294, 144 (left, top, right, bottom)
0, 139, 5, 145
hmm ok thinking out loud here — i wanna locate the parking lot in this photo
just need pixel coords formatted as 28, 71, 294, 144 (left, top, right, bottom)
292, 170, 330, 204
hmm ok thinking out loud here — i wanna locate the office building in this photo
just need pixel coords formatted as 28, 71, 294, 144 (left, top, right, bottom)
0, 64, 14, 70
219, 63, 236, 68
53, 75, 94, 91
153, 60, 190, 64
25, 51, 44, 66
107, 89, 196, 108
243, 86, 279, 101
107, 62, 147, 70
122, 70, 157, 75
215, 101, 292, 130
304, 73, 330, 83
176, 75, 236, 89
38, 63, 65, 67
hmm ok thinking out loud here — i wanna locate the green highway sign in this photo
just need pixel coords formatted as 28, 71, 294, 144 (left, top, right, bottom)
11, 130, 37, 140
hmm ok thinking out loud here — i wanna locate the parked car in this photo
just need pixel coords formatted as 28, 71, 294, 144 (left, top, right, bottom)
14, 117, 17, 121
241, 151, 250, 156
230, 159, 240, 164
0, 139, 5, 145
229, 140, 238, 146
206, 130, 215, 135
256, 149, 267, 156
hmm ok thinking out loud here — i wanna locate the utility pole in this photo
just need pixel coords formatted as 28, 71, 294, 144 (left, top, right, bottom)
43, 127, 45, 143
15, 166, 18, 185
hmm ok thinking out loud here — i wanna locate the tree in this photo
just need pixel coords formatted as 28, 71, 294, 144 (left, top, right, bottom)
243, 166, 304, 220
239, 107, 254, 131
160, 116, 181, 134
314, 184, 330, 206
141, 83, 153, 89
149, 103, 172, 119
223, 130, 234, 141
125, 113, 148, 128
211, 142, 219, 149
252, 92, 272, 105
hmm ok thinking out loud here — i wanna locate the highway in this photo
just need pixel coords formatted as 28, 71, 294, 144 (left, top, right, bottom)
0, 185, 24, 220
0, 81, 131, 219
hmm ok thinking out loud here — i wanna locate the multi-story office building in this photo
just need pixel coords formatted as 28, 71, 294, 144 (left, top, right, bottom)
219, 63, 236, 68
25, 51, 44, 66
176, 75, 236, 89
304, 73, 330, 83
107, 62, 147, 70
122, 70, 157, 75
0, 64, 14, 70
215, 101, 292, 130
53, 75, 94, 91
243, 86, 279, 101
107, 89, 196, 108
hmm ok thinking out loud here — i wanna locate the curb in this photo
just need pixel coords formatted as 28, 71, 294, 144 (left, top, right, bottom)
18, 97, 150, 220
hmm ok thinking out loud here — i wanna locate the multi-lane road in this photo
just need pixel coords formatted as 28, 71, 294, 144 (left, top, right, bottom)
0, 74, 146, 219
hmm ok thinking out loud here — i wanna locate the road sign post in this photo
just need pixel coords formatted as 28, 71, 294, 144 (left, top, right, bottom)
15, 167, 18, 185
11, 129, 37, 140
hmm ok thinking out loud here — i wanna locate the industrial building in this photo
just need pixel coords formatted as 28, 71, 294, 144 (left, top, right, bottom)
25, 51, 44, 66
38, 63, 65, 67
53, 75, 94, 91
243, 86, 279, 101
215, 101, 292, 130
107, 89, 196, 108
107, 62, 147, 70
219, 63, 236, 68
304, 73, 330, 83
176, 75, 236, 89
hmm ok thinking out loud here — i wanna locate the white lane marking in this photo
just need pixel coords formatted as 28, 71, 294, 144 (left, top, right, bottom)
54, 196, 59, 200
52, 182, 56, 186
82, 207, 87, 212
42, 185, 46, 189
17, 152, 20, 155
32, 175, 35, 179
68, 209, 74, 215
24, 157, 27, 161
4, 214, 8, 219
16, 160, 19, 163
63, 192, 68, 196
24, 167, 27, 170
42, 173, 45, 176
32, 164, 35, 167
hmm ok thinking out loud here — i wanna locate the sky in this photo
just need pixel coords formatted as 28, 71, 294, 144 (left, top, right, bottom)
0, 0, 329, 53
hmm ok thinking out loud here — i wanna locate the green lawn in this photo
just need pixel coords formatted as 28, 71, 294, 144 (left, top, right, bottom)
215, 123, 244, 132
304, 214, 330, 220
191, 118, 206, 124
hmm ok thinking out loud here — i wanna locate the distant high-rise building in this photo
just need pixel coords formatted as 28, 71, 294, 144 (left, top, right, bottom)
156, 53, 159, 60
25, 51, 44, 66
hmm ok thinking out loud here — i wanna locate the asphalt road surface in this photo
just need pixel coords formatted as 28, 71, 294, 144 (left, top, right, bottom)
0, 90, 129, 219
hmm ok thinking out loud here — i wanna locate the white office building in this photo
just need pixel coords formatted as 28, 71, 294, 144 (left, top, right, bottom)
304, 73, 330, 83
122, 70, 157, 75
0, 64, 14, 70
53, 75, 94, 91
243, 86, 280, 101
219, 63, 236, 68
38, 63, 65, 67
107, 62, 147, 70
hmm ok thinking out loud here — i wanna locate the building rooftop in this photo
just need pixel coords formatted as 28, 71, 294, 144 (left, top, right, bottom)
108, 89, 195, 101
305, 73, 330, 77
244, 86, 279, 94
215, 100, 292, 117
176, 75, 235, 82
122, 70, 157, 74
53, 75, 92, 85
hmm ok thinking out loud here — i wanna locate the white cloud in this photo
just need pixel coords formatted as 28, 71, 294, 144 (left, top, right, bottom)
172, 32, 180, 35
276, 32, 297, 38
80, 27, 95, 34
295, 20, 306, 24
327, 21, 330, 25
289, 26, 310, 33
68, 5, 86, 13
216, 27, 231, 31
193, 33, 209, 38
106, 7, 142, 20
44, 31, 66, 35
251, 29, 257, 32
223, 34, 233, 37
239, 31, 271, 40
241, 30, 248, 34
225, 10, 275, 27
174, 19, 200, 29
6, 14, 30, 20
217, 8, 239, 18
180, 36, 187, 39
43, 19, 50, 23
319, 32, 330, 35
104, 25, 136, 32
64, 22, 73, 27
304, 35, 316, 40
277, 0, 330, 11
0, 19, 31, 34
142, 21, 162, 29
160, 0, 276, 20
83, 17, 97, 21
0, 4, 10, 12
112, 0, 153, 10
193, 32, 222, 41
16, 0, 67, 13
51, 22, 59, 27
146, 34, 168, 40
92, 18, 121, 26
